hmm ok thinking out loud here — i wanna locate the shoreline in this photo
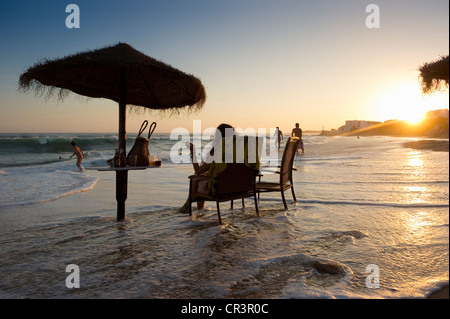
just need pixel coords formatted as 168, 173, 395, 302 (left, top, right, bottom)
403, 139, 449, 152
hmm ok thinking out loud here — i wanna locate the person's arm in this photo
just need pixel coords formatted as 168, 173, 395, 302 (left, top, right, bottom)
188, 142, 210, 175
194, 162, 210, 175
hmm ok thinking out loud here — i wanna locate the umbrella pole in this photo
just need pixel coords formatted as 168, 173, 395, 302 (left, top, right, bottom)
117, 68, 127, 221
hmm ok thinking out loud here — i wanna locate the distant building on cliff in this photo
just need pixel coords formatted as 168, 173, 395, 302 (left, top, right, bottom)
338, 120, 382, 133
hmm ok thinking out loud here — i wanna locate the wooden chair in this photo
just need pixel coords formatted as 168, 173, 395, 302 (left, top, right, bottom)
256, 137, 299, 209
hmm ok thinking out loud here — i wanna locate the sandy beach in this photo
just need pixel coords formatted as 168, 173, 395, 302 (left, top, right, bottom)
403, 139, 449, 152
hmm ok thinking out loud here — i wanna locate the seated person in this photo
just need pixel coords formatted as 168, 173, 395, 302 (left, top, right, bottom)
178, 123, 235, 214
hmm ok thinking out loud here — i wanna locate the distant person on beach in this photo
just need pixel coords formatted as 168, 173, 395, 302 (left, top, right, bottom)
178, 123, 235, 214
291, 123, 304, 154
69, 142, 84, 169
274, 127, 283, 151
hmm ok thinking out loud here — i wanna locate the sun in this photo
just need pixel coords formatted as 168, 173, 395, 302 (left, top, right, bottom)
371, 81, 429, 124
369, 79, 449, 125
403, 108, 426, 125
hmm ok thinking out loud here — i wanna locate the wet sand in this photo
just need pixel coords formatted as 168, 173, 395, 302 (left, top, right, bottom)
403, 139, 449, 152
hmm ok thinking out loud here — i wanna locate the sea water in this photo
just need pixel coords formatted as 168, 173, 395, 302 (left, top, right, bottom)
0, 133, 448, 298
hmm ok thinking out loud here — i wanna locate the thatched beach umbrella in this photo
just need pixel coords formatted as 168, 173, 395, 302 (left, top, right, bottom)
19, 42, 206, 221
419, 55, 449, 94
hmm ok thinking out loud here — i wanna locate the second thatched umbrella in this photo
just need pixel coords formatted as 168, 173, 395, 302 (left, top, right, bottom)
19, 42, 206, 221
419, 55, 449, 94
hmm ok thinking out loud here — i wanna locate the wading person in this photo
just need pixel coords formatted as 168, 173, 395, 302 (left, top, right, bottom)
291, 123, 304, 154
70, 141, 84, 169
274, 126, 283, 151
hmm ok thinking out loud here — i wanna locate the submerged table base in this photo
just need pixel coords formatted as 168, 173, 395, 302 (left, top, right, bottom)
86, 166, 159, 221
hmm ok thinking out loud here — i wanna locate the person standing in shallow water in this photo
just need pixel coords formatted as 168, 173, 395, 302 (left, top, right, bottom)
70, 142, 84, 169
274, 126, 283, 151
291, 123, 304, 154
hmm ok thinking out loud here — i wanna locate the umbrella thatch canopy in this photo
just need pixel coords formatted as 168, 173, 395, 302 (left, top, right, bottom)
19, 42, 206, 111
419, 55, 449, 94
19, 42, 206, 220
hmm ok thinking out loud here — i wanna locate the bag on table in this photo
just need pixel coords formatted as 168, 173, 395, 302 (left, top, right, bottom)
127, 120, 156, 166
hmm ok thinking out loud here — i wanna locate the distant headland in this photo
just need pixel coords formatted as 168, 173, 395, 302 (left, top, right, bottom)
320, 109, 449, 139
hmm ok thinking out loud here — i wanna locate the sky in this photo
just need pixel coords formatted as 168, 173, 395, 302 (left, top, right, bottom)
0, 0, 448, 133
